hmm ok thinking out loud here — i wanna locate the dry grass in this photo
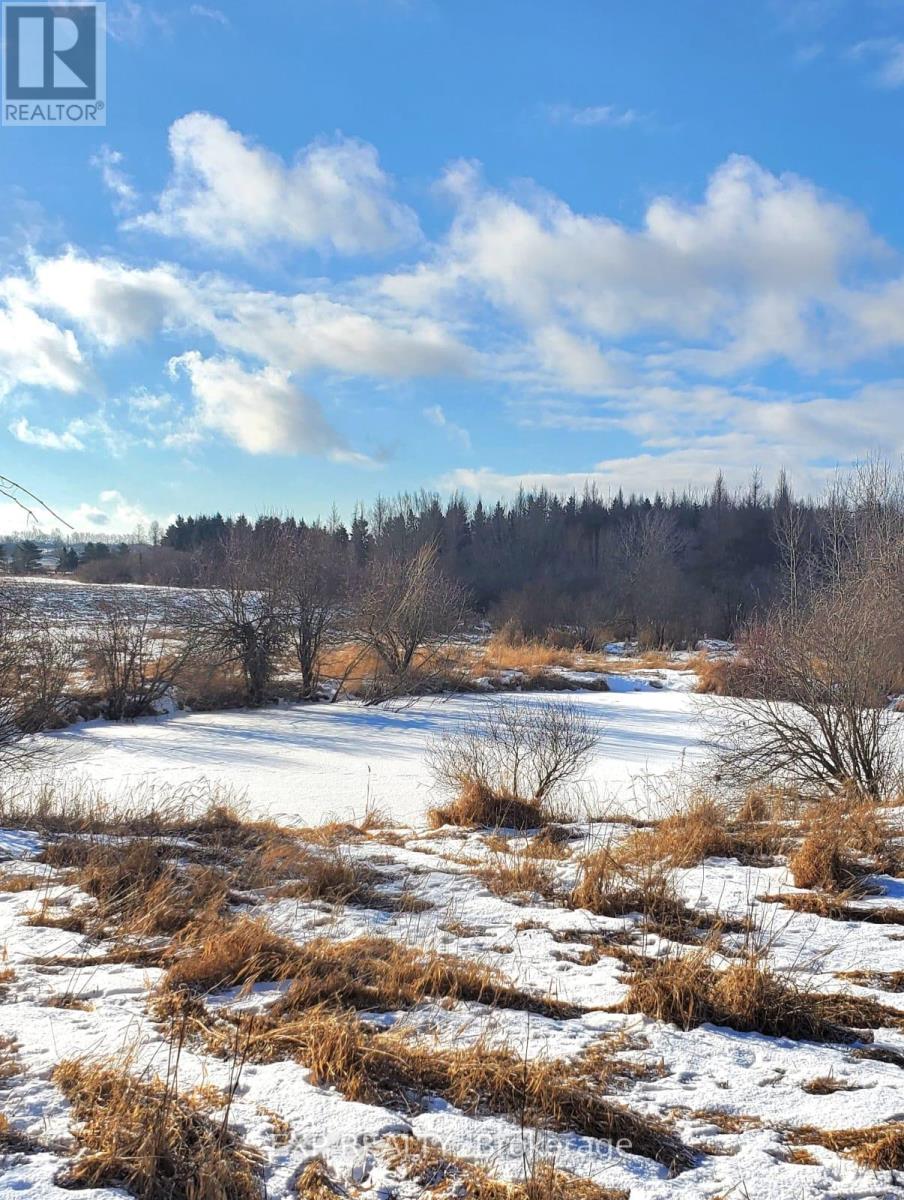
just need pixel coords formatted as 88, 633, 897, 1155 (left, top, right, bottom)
0, 1112, 41, 1155
789, 794, 899, 891
521, 824, 574, 859
618, 792, 789, 870
197, 1006, 692, 1173
45, 992, 94, 1011
293, 1157, 346, 1199
476, 635, 588, 674
837, 968, 904, 992
759, 891, 904, 924
429, 780, 547, 832
691, 655, 751, 696
570, 849, 720, 941
54, 1056, 265, 1199
26, 800, 393, 944
159, 921, 577, 1019
801, 1074, 862, 1094
0, 1036, 21, 1083
383, 1135, 630, 1200
619, 949, 898, 1043
0, 870, 44, 892
478, 851, 560, 903
789, 1123, 904, 1170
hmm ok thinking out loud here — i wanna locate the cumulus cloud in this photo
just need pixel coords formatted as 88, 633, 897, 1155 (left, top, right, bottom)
382, 154, 886, 376
4, 140, 904, 484
131, 113, 420, 255
0, 301, 87, 395
168, 350, 366, 460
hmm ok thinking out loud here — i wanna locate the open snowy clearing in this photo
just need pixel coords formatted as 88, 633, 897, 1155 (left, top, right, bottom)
37, 684, 707, 827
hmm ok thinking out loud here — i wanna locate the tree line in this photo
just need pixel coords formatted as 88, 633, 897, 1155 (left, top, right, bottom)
69, 470, 856, 646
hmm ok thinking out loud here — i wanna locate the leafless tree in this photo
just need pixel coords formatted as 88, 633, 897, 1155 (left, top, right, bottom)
615, 510, 688, 647
714, 462, 904, 798
350, 543, 468, 702
281, 532, 345, 700
84, 593, 196, 720
186, 527, 286, 706
429, 698, 598, 804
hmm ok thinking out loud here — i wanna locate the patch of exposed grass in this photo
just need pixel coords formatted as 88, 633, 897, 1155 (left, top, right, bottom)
838, 968, 904, 992
159, 920, 578, 1020
620, 795, 786, 868
802, 1074, 863, 1094
383, 1135, 630, 1200
479, 851, 560, 903
570, 849, 737, 943
293, 1157, 346, 1199
758, 891, 904, 924
193, 1006, 692, 1173
53, 1057, 265, 1199
0, 1113, 42, 1155
620, 949, 899, 1043
788, 1123, 904, 1170
429, 781, 546, 832
0, 871, 45, 892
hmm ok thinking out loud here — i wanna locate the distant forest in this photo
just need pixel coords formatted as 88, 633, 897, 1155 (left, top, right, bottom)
65, 470, 835, 645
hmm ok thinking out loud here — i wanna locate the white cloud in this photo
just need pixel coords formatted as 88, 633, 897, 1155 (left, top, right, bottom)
67, 489, 167, 533
423, 404, 471, 450
21, 250, 474, 379
381, 153, 885, 376
9, 417, 85, 451
168, 351, 367, 460
131, 113, 420, 256
0, 301, 87, 395
545, 103, 641, 128
850, 39, 904, 89
91, 146, 138, 213
28, 253, 189, 348
189, 5, 230, 25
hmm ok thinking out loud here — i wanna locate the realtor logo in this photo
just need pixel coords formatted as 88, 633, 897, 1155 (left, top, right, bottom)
3, 3, 106, 125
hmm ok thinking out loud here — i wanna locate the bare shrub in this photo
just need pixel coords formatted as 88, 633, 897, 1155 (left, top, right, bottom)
187, 527, 286, 706
428, 700, 597, 828
84, 592, 196, 720
713, 463, 904, 799
17, 617, 78, 731
350, 543, 469, 702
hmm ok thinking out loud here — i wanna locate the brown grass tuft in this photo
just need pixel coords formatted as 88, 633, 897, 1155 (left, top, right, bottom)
429, 780, 546, 832
384, 1135, 630, 1200
293, 1157, 346, 1199
620, 949, 894, 1043
160, 922, 576, 1019
53, 1056, 265, 1199
198, 1007, 692, 1172
789, 1123, 904, 1170
478, 851, 559, 902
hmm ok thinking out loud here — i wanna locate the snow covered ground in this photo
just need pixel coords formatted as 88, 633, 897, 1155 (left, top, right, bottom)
37, 684, 708, 827
2, 682, 903, 1200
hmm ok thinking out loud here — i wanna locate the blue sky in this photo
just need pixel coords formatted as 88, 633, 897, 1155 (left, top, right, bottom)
2, 0, 904, 533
